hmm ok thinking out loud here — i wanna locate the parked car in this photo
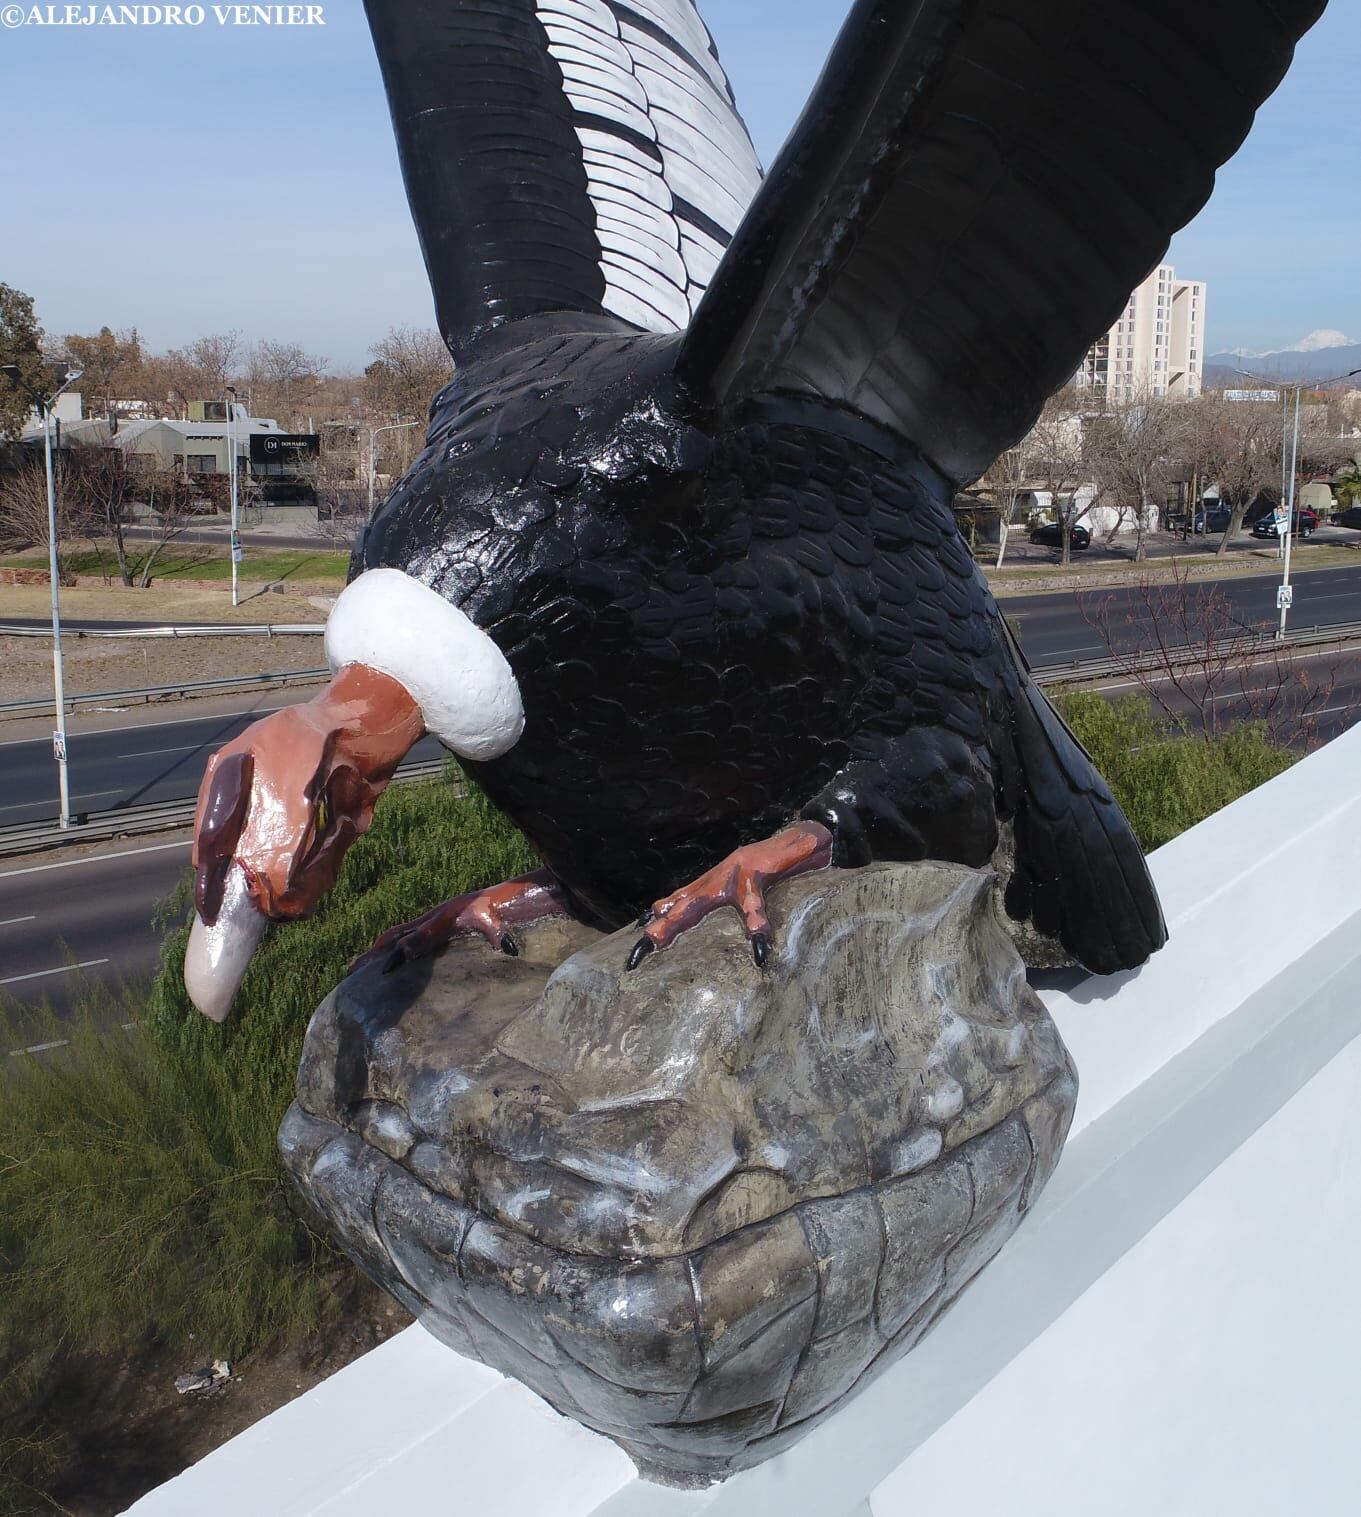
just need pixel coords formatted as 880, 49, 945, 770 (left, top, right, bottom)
1333, 506, 1361, 531
1250, 507, 1319, 540
1193, 505, 1234, 534
1029, 521, 1091, 551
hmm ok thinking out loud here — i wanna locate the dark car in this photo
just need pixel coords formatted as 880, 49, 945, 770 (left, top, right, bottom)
1193, 505, 1234, 534
1029, 521, 1091, 551
1250, 507, 1319, 540
1333, 506, 1361, 531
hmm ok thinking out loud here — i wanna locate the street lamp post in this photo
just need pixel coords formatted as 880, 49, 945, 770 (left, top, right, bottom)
225, 385, 241, 606
368, 420, 419, 515
1234, 367, 1361, 639
1, 361, 84, 828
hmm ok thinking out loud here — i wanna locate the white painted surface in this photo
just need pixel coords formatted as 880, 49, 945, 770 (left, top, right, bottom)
125, 724, 1361, 1517
325, 568, 524, 761
1048, 716, 1361, 1136
872, 1033, 1361, 1517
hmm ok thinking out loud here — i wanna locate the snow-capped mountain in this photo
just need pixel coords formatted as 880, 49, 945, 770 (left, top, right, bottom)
1208, 331, 1361, 385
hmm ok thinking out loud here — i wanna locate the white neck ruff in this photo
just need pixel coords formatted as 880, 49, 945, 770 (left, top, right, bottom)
324, 568, 524, 762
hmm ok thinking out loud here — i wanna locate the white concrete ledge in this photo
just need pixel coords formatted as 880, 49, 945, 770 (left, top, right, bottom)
126, 726, 1361, 1517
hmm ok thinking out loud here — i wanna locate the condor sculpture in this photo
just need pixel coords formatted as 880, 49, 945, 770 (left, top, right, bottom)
185, 0, 1327, 1020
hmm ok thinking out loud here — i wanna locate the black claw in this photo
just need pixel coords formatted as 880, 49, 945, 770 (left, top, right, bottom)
499, 933, 519, 957
636, 908, 656, 928
626, 937, 656, 972
750, 933, 772, 969
382, 946, 407, 975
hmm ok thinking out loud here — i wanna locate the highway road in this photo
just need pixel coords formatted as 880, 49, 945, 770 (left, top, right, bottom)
7, 561, 1361, 829
4, 561, 1361, 1031
0, 693, 445, 829
1, 837, 189, 1046
1001, 560, 1361, 666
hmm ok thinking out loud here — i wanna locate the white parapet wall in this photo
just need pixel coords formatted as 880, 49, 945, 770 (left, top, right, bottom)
127, 724, 1361, 1517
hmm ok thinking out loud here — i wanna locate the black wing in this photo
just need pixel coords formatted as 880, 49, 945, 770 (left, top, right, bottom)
680, 0, 1327, 484
364, 0, 764, 356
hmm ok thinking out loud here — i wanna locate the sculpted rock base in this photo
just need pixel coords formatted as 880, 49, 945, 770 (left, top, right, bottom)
279, 862, 1077, 1485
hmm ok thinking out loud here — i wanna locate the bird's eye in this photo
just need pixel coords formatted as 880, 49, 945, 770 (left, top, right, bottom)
316, 794, 331, 833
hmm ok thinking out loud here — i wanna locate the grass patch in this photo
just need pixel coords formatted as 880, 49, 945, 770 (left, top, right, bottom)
0, 771, 535, 1511
985, 540, 1361, 595
0, 547, 350, 585
1055, 690, 1296, 851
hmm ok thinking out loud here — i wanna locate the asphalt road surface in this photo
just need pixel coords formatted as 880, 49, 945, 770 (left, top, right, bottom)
1, 837, 189, 1045
8, 563, 1361, 828
4, 563, 1361, 1031
998, 561, 1361, 666
0, 694, 445, 830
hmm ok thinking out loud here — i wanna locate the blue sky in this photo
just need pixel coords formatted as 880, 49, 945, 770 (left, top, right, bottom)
4, 1, 1357, 369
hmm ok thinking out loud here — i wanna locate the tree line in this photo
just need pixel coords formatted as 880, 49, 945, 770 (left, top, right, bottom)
0, 280, 452, 444
980, 383, 1361, 566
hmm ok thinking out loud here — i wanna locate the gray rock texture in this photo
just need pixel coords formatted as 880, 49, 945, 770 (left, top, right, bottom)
280, 862, 1077, 1484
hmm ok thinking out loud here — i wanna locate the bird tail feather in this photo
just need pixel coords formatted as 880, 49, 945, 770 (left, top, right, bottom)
1001, 631, 1167, 975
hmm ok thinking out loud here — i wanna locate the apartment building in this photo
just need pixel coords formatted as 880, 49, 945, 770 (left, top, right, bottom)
1078, 264, 1206, 401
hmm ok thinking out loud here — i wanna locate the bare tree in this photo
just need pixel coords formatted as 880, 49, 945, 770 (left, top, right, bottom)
62, 327, 146, 419
1087, 390, 1190, 561
64, 446, 138, 584
978, 443, 1026, 569
248, 340, 328, 428
1194, 395, 1284, 555
310, 428, 368, 549
128, 470, 199, 587
1081, 561, 1337, 749
0, 458, 95, 579
154, 332, 243, 416
1027, 392, 1091, 565
364, 327, 452, 423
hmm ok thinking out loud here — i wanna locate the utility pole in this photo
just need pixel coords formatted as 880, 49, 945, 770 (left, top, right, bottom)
226, 384, 241, 606
1, 362, 85, 828
1278, 386, 1301, 639
368, 419, 419, 515
1236, 367, 1361, 641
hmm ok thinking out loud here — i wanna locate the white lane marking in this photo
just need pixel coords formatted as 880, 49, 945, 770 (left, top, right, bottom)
113, 744, 202, 759
0, 703, 289, 749
0, 915, 36, 927
0, 957, 110, 987
0, 838, 189, 881
10, 1039, 69, 1057
0, 788, 124, 815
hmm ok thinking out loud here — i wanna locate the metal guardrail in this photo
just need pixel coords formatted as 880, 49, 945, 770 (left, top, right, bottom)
1027, 621, 1361, 687
0, 758, 449, 861
2, 624, 1359, 858
0, 666, 329, 719
0, 622, 324, 639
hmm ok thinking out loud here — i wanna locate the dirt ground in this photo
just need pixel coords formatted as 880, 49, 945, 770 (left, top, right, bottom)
0, 580, 332, 627
0, 632, 326, 703
9, 1286, 413, 1516
0, 581, 330, 703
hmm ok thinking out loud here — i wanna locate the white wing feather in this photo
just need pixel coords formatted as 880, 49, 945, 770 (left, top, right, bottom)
538, 0, 763, 330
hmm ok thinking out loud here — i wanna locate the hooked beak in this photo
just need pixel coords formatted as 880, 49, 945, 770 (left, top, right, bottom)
184, 861, 268, 1022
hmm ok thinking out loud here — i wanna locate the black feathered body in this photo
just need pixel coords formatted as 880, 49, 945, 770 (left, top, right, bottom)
355, 316, 1164, 973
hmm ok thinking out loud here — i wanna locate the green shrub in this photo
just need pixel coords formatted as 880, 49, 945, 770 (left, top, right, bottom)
1055, 690, 1296, 852
1, 773, 535, 1382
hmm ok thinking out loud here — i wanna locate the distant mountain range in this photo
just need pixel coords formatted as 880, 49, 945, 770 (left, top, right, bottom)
1206, 331, 1361, 387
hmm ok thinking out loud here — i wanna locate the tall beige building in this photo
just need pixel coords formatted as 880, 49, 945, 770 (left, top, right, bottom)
1078, 264, 1206, 401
